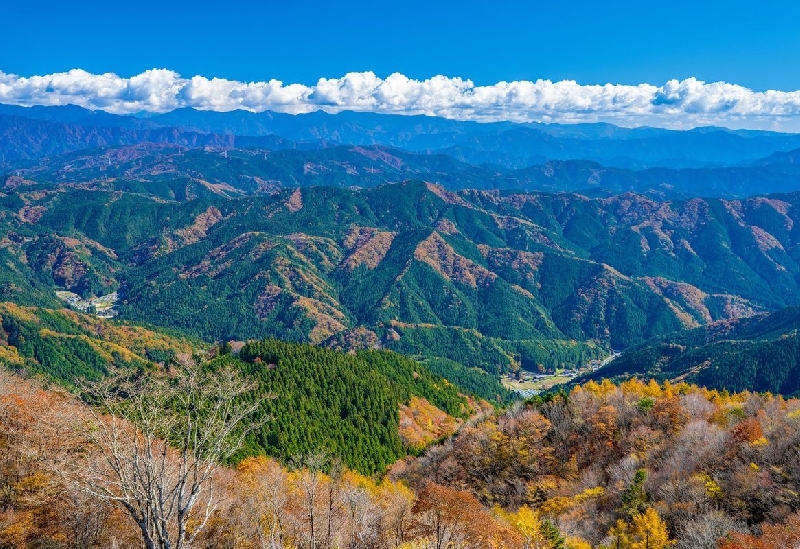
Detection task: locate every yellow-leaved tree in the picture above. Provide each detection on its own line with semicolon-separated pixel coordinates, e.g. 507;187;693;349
509;505;546;549
631;508;673;549
604;519;633;549
602;508;673;549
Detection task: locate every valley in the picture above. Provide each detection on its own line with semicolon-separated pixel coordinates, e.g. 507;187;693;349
503;351;616;396
55;289;119;318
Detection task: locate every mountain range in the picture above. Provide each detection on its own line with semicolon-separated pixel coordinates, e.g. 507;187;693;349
6;179;800;377
5;103;800;394
8;141;800;200
7;103;800;172
7;104;800;201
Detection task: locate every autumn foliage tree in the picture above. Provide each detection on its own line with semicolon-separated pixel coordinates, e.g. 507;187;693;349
717;512;800;549
0;370;139;548
4;361;800;549
411;482;519;549
601;508;672;549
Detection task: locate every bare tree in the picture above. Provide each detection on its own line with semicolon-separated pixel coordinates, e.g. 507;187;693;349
292;452;328;549
75;361;262;549
342;482;377;549
674;509;746;549
376;481;414;548
323;458;345;549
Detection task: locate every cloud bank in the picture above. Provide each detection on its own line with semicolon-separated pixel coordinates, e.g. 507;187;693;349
3;69;800;130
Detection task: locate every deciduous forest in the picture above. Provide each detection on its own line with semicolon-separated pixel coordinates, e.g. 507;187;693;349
2;363;799;549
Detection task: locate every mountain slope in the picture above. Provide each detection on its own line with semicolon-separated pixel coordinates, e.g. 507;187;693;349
0;302;197;379
222;339;474;473
587;306;800;395
0;301;476;474
6;182;797;378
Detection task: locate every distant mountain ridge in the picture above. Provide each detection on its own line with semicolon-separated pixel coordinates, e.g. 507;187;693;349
6;104;800;174
11;141;800;200
0;114;319;167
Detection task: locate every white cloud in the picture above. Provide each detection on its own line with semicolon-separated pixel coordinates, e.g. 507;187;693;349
2;69;800;130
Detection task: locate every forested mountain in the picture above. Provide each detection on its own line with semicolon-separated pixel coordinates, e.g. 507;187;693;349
7;181;800;377
0;302;487;474
0;301;196;379
219;339;477;473
586;306;800;395
6;143;492;199
14;181;800;375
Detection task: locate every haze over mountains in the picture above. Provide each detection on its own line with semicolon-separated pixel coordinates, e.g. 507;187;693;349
5;103;800;166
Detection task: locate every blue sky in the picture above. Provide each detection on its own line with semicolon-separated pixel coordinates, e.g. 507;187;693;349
4;0;799;89
2;0;800;129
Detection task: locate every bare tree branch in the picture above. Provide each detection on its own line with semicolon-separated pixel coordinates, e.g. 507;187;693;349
71;361;263;549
